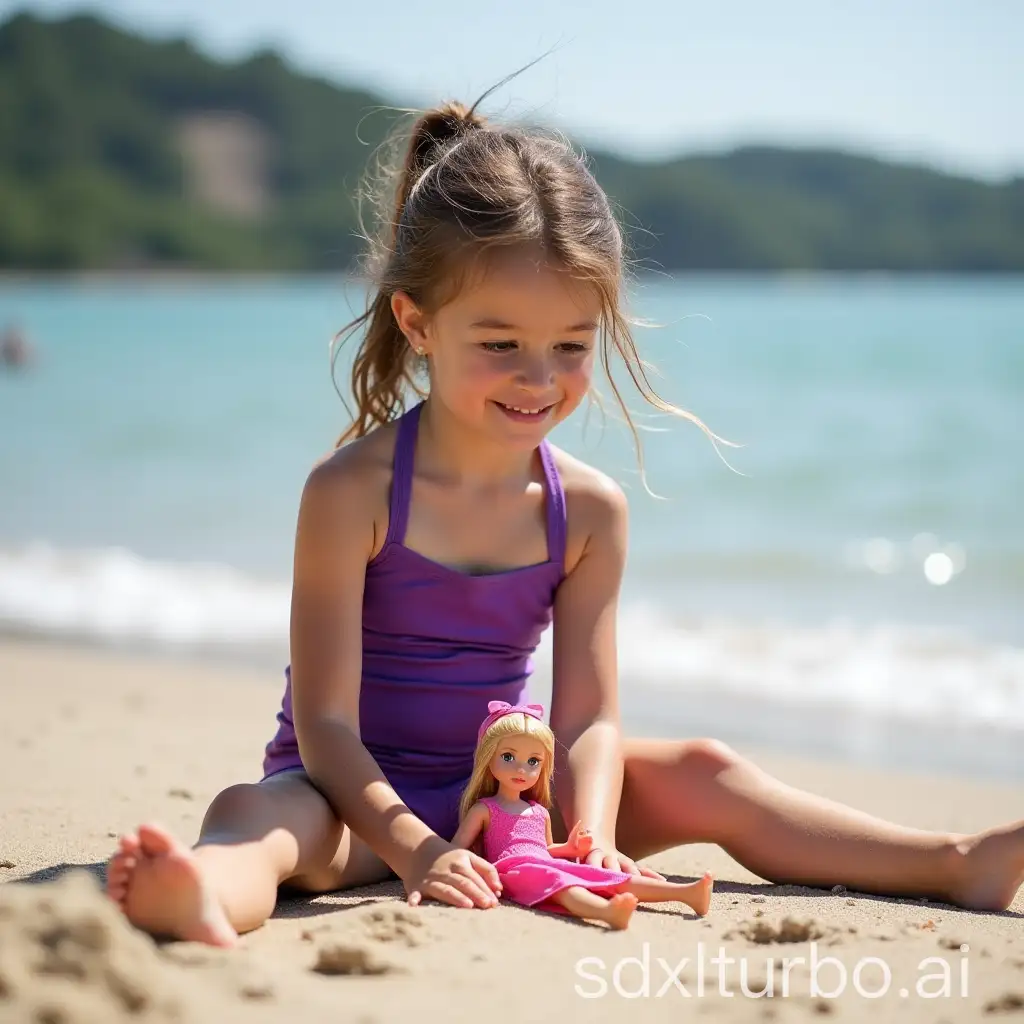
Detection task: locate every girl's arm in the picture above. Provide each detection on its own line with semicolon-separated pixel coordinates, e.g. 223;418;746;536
548;474;630;863
290;453;438;878
290;450;501;911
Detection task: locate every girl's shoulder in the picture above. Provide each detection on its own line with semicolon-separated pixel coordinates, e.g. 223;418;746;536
545;444;629;576
301;420;402;561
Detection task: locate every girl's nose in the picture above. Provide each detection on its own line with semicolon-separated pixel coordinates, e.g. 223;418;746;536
516;356;553;388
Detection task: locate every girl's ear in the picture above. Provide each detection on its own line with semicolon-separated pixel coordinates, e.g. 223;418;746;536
391;291;429;354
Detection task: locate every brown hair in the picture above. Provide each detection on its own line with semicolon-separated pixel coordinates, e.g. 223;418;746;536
330;69;734;473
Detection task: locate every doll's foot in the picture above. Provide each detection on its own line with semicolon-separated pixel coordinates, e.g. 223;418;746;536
948;820;1024;911
684;871;714;917
106;823;237;947
600;893;639;930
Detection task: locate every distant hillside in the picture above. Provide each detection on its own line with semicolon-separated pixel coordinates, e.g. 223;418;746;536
1;11;1022;271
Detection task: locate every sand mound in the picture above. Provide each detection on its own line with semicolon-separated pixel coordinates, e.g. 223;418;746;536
0;871;190;1023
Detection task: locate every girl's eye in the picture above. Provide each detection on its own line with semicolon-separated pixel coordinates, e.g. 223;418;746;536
556;342;591;354
481;341;517;353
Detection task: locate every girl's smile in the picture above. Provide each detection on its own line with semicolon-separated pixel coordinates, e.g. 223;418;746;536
491;399;557;424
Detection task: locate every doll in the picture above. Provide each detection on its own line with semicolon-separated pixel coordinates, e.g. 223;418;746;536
451;701;713;929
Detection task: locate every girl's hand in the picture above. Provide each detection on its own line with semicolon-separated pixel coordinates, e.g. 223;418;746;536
583;837;666;880
403;838;503;909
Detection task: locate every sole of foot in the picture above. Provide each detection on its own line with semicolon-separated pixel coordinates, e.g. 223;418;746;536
106;822;237;947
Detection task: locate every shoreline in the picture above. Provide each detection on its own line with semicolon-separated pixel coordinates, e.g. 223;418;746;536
4;629;1022;785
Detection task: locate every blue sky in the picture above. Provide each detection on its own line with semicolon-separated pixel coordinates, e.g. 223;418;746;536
4;0;1021;179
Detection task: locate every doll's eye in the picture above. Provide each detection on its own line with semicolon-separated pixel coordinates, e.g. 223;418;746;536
527;757;540;767
500;752;514;762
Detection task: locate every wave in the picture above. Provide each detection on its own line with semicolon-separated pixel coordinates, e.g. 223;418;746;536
2;542;1022;734
0;542;290;649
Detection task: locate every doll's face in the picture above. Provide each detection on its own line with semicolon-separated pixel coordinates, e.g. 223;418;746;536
489;733;546;794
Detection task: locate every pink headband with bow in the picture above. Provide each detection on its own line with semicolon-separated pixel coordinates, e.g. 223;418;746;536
477;700;545;742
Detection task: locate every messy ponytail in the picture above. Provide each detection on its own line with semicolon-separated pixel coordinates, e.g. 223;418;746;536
330;100;486;441
330;67;735;474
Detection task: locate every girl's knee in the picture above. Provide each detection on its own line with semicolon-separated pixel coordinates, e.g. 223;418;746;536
200;777;338;841
678;738;743;776
201;783;271;831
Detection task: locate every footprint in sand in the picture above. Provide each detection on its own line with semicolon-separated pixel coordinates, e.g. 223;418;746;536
725;915;837;945
309;904;430;977
984;992;1024;1014
313;943;404;976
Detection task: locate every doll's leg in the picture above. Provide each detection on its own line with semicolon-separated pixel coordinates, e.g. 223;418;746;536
107;771;392;946
614;738;1024;910
622;871;714;916
551;886;639;930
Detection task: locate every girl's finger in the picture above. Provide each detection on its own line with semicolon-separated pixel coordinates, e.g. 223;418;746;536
618;856;637;875
448;864;499;907
407;889;422;907
469;853;503;893
426;881;475;909
640;864;666;880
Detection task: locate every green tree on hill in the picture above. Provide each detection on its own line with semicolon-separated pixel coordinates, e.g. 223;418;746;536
1;11;1021;271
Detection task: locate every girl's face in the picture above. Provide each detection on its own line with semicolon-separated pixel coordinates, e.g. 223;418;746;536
489;732;546;796
393;246;601;449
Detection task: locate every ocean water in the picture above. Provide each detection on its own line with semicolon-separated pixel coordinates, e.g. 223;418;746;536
1;275;1022;780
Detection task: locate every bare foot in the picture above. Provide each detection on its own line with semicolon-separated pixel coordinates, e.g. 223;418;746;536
106;823;237;947
950;821;1024;911
682;871;714;917
601;892;639;930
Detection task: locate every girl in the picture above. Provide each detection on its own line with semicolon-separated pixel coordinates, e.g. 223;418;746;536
107;88;1024;949
451;701;713;929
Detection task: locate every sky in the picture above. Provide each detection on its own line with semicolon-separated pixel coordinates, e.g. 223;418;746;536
3;0;1022;180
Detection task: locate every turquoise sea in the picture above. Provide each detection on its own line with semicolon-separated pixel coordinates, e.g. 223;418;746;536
1;275;1021;779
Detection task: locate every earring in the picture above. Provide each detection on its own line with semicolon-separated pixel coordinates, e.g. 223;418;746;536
415;346;425;356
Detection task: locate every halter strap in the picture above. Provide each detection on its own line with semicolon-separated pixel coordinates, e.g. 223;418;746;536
384;401;422;546
385;400;567;570
538;440;567;571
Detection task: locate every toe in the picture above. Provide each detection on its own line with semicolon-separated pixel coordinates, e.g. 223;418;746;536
137;822;177;857
118;833;141;857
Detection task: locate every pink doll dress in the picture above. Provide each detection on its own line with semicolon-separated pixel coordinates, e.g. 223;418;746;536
479;797;631;912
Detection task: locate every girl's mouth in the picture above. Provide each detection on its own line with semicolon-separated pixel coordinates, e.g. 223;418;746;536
493;400;555;423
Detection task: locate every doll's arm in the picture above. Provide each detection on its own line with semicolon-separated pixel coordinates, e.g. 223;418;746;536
546;814;591;860
450;802;489;852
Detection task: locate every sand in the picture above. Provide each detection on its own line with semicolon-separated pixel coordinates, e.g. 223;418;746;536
0;638;1021;1023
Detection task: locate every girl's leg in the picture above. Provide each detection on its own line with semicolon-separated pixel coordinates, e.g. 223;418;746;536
622;871;714;916
552;886;639;930
615;738;1024;911
106;771;391;946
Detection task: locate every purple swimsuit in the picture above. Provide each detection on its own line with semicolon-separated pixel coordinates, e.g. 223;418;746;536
261;401;566;841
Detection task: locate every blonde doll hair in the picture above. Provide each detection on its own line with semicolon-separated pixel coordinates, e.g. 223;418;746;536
458;712;556;822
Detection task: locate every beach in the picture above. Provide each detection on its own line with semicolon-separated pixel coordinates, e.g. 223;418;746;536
2;637;1021;1023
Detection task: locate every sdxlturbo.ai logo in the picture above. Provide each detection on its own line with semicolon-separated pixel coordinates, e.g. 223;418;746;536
574;942;971;1001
